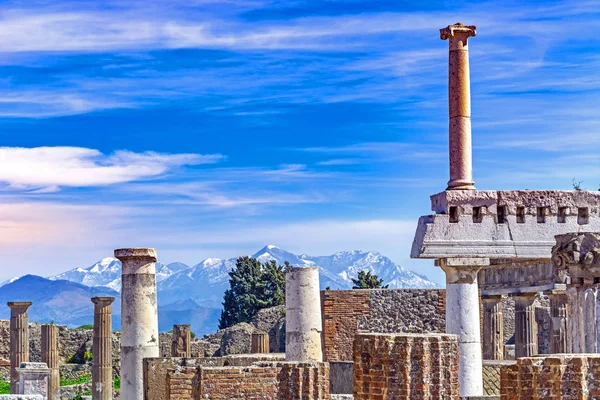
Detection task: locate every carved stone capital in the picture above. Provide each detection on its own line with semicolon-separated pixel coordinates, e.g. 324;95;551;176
440;23;476;42
552;233;600;269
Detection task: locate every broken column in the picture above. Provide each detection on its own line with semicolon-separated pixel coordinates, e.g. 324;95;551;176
552;232;600;353
513;293;539;358
440;22;476;190
171;324;191;358
40;325;59;400
251;331;270;354
285;266;323;362
482;295;504;360
438;258;485;397
115;248;160;400
548;289;568;353
8;301;32;394
91;296;115;400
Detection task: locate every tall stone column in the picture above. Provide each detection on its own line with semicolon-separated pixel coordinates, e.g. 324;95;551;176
92;296;115;400
41;324;59;400
440;23;476;190
116;248;159;400
439;258;486;397
514;293;539;358
548;290;568;354
171;324;191;358
285;266;323;362
482;295;504;360
8;301;32;394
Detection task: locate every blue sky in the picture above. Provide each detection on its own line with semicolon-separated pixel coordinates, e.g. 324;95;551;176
0;0;598;285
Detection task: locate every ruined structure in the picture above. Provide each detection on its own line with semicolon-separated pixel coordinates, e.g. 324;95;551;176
170;325;191;358
40;325;58;400
16;363;49;399
116;248;159;400
91;297;115;400
251;332;269;354
411;22;600;398
8;302;32;394
285;266;322;362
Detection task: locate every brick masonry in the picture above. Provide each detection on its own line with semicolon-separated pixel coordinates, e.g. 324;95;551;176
353;333;459;400
500;354;600;399
321;289;446;362
483;360;515;396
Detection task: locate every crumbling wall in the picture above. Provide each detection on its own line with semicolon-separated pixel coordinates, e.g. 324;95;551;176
353;333;459;399
321;289;446;362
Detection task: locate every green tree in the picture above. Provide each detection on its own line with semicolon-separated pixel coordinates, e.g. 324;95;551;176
218;257;286;329
351;270;389;289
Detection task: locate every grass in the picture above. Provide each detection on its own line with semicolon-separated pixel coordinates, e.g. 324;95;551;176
60;374;91;387
113;377;121;390
0;380;9;394
74;324;93;330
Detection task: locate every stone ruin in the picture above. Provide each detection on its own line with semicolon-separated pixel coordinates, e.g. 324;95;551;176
2;22;600;400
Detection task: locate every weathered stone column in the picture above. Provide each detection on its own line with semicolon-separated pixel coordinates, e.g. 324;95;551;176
548;290;568;354
41;325;59;400
116;248;159;400
514;293;539;358
440;23;476;190
285;266;322;362
439;258;486;397
251;331;270;354
91;296;115;400
8;301;32;394
482;295;504;360
171;324;191;358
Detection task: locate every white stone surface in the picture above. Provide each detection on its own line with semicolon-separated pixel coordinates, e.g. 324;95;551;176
0;396;43;399
567;285;600;353
441;262;483;397
16;363;49;400
116;248;159;400
285;266;323;362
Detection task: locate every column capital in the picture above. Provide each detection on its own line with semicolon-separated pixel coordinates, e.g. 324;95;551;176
91;297;115;307
114;248;157;262
440;23;476;49
552;232;600;269
7;301;32;311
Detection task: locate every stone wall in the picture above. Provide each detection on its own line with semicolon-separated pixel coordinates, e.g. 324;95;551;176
353;333;459;400
321;289;446;362
500;354;600;399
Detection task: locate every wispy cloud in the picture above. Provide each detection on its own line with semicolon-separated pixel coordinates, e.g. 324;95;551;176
0;146;224;190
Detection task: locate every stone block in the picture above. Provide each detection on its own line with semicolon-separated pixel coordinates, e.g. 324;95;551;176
329;362;353;395
17;363;49;399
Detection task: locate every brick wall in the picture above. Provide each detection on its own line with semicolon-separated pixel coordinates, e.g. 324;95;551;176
353;333;459;400
321;289;446;362
500;354;600;399
167;368;195;399
199;366;279;400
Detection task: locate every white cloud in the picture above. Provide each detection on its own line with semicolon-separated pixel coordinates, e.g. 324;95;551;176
0;146;224;190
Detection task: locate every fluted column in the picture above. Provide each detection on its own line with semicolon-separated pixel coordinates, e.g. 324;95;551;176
482;295;504;360
171;324;191;358
514;293;538;358
439;258;486;397
92;297;115;400
8;301;32;394
440;22;477;190
548;290;568;354
116;248;159;400
251;332;270;354
41;324;59;400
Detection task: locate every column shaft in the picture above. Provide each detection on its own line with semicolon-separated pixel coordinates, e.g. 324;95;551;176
549;291;568;354
251;332;270;354
514;294;539;358
116;248;159;400
92;297;115;400
41;325;60;400
8;302;32;394
285;266;322;362
440;261;483;397
482;296;504;360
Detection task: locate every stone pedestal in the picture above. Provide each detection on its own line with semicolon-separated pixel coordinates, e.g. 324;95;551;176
548;290;568;354
40;325;58;400
91;297;115;400
8;302;32;394
116;248;160;400
439;258;485;397
440;22;476;191
285;266;322;362
171;325;191;358
513;293;538;358
17;363;50;399
482;295;504;360
251;332;270;354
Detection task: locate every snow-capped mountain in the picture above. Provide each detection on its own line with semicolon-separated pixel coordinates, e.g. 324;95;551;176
49;258;190;292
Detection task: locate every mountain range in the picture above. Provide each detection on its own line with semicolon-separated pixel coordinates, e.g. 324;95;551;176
0;245;439;335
